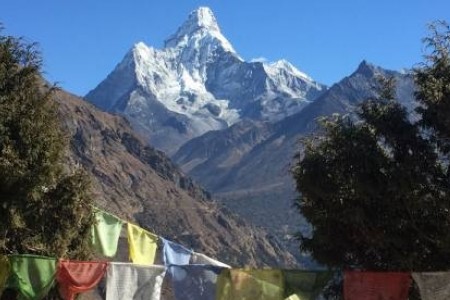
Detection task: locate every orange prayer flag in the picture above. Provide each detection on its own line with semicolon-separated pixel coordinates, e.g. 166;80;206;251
56;260;108;300
344;270;411;300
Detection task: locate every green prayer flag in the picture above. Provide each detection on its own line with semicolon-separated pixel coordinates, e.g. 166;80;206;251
0;255;10;297
7;254;56;300
283;270;333;300
217;269;284;300
91;209;124;257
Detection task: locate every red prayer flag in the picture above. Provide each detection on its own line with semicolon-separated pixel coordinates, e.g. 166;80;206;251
56;260;108;300
344;270;411;300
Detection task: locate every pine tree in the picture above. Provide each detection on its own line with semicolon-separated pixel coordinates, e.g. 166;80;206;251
292;22;450;272
0;30;94;259
416;21;450;153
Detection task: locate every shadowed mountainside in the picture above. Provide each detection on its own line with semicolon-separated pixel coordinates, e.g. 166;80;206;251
173;62;416;256
55;88;300;268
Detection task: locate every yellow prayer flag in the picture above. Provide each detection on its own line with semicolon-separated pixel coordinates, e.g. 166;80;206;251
127;223;158;265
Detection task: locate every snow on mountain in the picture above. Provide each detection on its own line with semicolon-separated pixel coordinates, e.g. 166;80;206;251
164;7;237;55
265;59;312;82
131;41;240;128
85;6;325;153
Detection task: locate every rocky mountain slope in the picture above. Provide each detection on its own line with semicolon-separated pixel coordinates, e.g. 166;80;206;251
55;88;299;267
85;7;325;154
173;61;415;247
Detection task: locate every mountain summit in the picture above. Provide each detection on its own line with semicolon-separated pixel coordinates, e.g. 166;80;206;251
85;7;325;153
174;6;220;33
164;7;233;51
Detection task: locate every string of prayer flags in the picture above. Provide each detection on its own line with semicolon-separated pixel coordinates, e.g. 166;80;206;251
91;209;124;257
216;269;284;300
169;264;225;300
190;252;231;268
162;238;192;266
105;262;166;300
0;255;10;297
344;270;411;300
283;270;333;300
412;272;450;300
6;254;56;300
127;223;158;265
56;260;108;300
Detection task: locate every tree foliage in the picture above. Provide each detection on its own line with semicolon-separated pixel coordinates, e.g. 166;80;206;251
416;21;450;153
292;22;450;272
0;30;94;259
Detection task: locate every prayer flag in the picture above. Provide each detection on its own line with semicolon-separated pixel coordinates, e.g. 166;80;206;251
105;262;166;300
162;239;192;266
216;269;284;300
283;270;333;300
91;210;123;257
56;260;108;300
344;271;411;300
7;254;56;300
127;223;158;265
412;272;450;300
169;264;225;300
190;252;230;268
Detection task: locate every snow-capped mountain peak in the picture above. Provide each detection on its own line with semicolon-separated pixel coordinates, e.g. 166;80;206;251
164;7;236;55
187;6;219;32
166;6;219;39
86;6;325;153
265;59;312;81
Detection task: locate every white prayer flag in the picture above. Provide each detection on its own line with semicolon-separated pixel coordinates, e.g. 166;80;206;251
106;263;166;300
412;272;450;300
190;252;231;268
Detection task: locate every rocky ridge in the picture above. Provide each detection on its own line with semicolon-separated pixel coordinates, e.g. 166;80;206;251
173;61;416;253
56;88;299;267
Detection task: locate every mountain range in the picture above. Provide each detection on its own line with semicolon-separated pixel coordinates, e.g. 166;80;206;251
172;61;415;247
83;7;416;264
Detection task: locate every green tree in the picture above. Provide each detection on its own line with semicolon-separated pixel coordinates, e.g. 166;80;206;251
292;22;450;273
416;21;450;153
0;30;94;260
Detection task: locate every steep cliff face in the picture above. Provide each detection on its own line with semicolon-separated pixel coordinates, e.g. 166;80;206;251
55;88;300;267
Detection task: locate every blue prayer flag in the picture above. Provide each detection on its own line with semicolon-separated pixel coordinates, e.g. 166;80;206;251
169;264;225;300
162;239;192;266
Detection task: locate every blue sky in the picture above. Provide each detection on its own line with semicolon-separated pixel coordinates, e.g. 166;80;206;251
2;0;450;96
